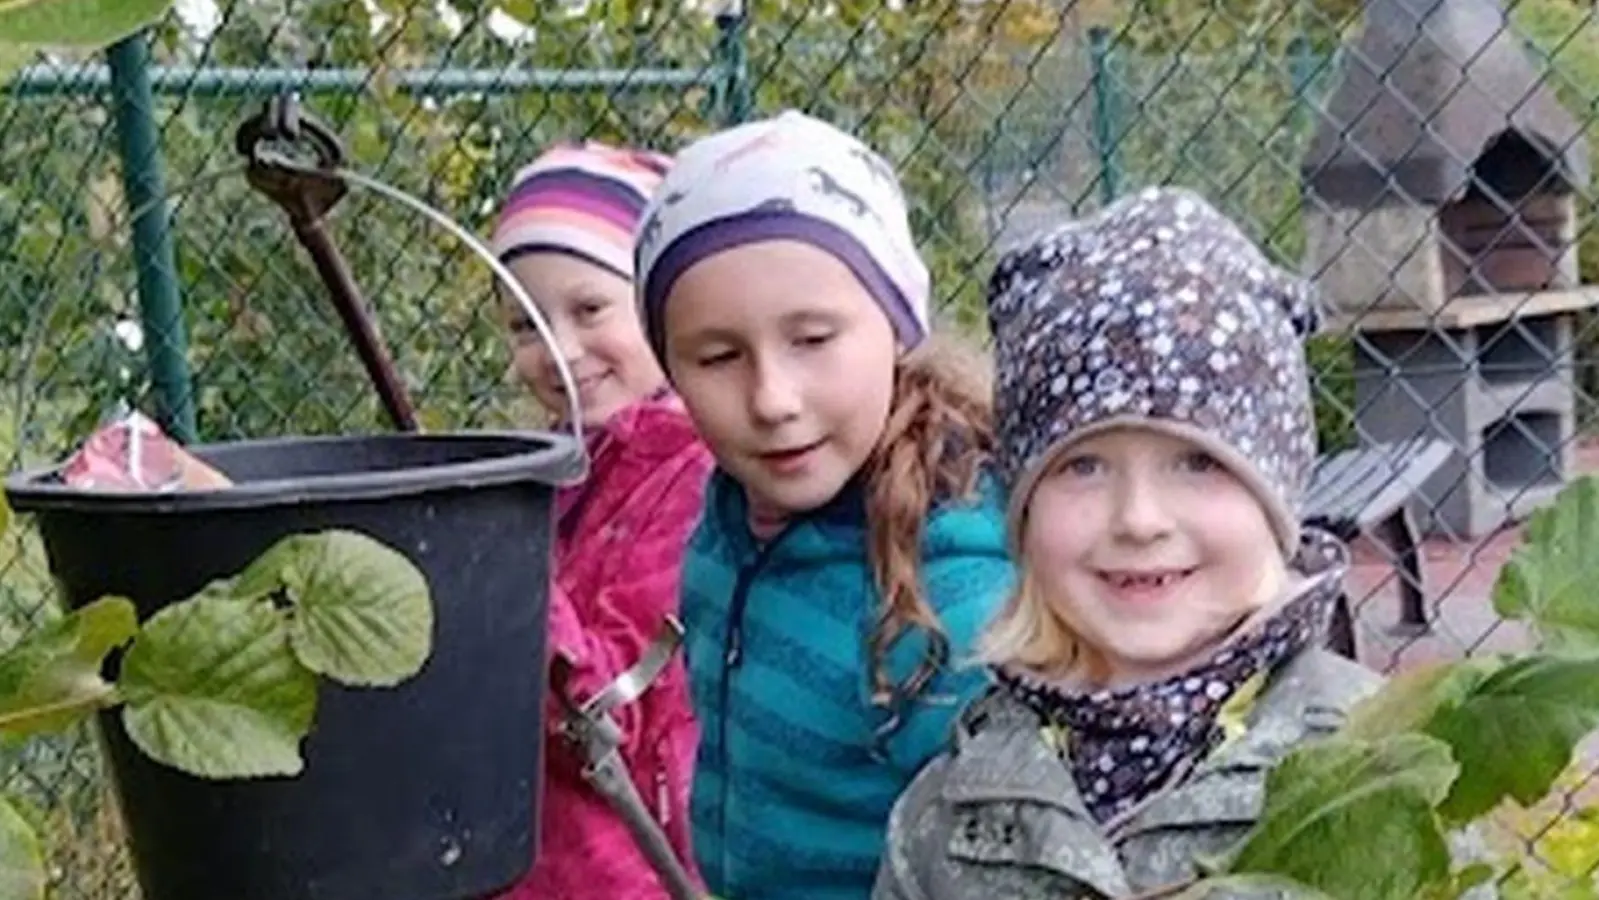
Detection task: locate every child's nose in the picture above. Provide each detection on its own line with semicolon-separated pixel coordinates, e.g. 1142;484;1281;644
545;321;584;367
1111;477;1174;542
748;360;802;425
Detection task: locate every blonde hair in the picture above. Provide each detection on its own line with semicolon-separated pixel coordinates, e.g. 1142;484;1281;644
863;333;995;713
976;566;1084;676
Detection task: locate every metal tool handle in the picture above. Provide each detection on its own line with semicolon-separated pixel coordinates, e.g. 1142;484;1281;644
234;95;589;467
551;616;701;900
575;616;685;718
585;750;703;900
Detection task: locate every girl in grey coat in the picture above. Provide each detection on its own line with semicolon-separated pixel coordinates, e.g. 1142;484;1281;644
874;187;1391;900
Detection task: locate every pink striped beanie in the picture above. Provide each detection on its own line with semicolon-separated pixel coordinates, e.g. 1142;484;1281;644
491;141;673;279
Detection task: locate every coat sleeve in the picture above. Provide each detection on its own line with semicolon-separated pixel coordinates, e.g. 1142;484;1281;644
872;756;950;900
880;546;1013;779
545;447;711;749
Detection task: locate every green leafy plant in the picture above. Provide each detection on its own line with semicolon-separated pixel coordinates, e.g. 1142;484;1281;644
1497;772;1599;900
1158;475;1599;899
0;0;174;83
0;493;434;899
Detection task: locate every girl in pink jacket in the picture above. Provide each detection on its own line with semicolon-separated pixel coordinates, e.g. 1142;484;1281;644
488;142;712;899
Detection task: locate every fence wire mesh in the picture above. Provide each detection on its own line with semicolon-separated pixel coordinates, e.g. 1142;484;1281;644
3;0;1599;896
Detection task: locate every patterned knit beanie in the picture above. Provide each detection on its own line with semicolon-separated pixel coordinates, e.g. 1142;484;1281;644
491;141;672;279
635;110;930;364
988;187;1321;554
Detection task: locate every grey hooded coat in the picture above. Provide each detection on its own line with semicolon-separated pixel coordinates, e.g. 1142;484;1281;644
872;648;1489;900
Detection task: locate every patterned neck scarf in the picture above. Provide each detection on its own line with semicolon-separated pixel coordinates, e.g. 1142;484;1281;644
995;532;1344;824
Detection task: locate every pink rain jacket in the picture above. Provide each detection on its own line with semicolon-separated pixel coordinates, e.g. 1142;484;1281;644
497;392;712;899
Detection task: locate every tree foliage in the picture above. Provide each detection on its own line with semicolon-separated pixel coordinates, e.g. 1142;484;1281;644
3;0;1087;455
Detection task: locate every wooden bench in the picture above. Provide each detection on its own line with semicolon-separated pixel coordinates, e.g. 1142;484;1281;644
1302;436;1453;660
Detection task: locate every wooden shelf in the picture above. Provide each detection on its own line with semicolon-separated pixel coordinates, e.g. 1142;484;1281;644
1333;286;1599;332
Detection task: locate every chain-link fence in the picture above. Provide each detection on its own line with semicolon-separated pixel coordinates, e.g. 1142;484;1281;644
4;0;1599;896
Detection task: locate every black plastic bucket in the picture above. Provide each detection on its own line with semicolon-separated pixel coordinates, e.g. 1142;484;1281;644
5;431;582;900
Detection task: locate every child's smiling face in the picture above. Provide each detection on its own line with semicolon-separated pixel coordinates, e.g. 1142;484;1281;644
1021;424;1287;688
503;251;665;427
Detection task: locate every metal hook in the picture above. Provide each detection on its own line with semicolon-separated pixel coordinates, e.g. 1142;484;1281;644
236;94;344;176
235;93;351;226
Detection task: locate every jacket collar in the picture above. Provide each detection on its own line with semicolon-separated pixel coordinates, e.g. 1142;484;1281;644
702;467;871;560
556;389;700;526
942;686;1092;814
702;466;1008;569
581;387;694;461
936;648;1353;900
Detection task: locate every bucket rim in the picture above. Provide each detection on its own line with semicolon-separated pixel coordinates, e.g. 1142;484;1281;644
4;430;583;514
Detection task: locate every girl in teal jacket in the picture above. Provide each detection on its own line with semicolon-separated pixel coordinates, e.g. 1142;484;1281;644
633;110;1014;900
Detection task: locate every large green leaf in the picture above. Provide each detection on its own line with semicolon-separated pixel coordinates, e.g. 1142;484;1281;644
1340;652;1599;826
1342;659;1497;742
1493;475;1599;652
239;531;433;688
0;597;137;738
0;491;10;537
119;595;316;779
1222;734;1458;900
0;0;172;47
1423;654;1599;824
0;795;44;900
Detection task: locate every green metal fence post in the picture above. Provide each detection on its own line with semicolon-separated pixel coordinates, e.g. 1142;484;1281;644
106;33;197;443
1087;26;1120;205
713;2;751;126
1288;35;1316;135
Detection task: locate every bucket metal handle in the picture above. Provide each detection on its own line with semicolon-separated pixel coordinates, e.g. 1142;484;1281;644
234;96;589;475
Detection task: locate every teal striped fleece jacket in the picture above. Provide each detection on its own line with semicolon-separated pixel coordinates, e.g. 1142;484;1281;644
680;468;1014;900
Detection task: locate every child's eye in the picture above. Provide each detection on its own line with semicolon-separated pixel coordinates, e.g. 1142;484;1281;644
573;298;610;322
795;331;835;348
1058;455;1102;478
696;349;737;368
508;318;541;343
1179;451;1223;474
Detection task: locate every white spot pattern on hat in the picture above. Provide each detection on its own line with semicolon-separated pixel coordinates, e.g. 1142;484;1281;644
986;187;1320;541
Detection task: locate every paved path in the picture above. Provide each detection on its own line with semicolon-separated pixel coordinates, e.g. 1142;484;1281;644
1339;437;1599;673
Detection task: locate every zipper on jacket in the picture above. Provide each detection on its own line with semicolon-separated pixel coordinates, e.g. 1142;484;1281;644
715;531;790;893
654;761;670;827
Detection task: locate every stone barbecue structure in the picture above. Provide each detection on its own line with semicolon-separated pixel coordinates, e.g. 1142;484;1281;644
1302;0;1593;537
